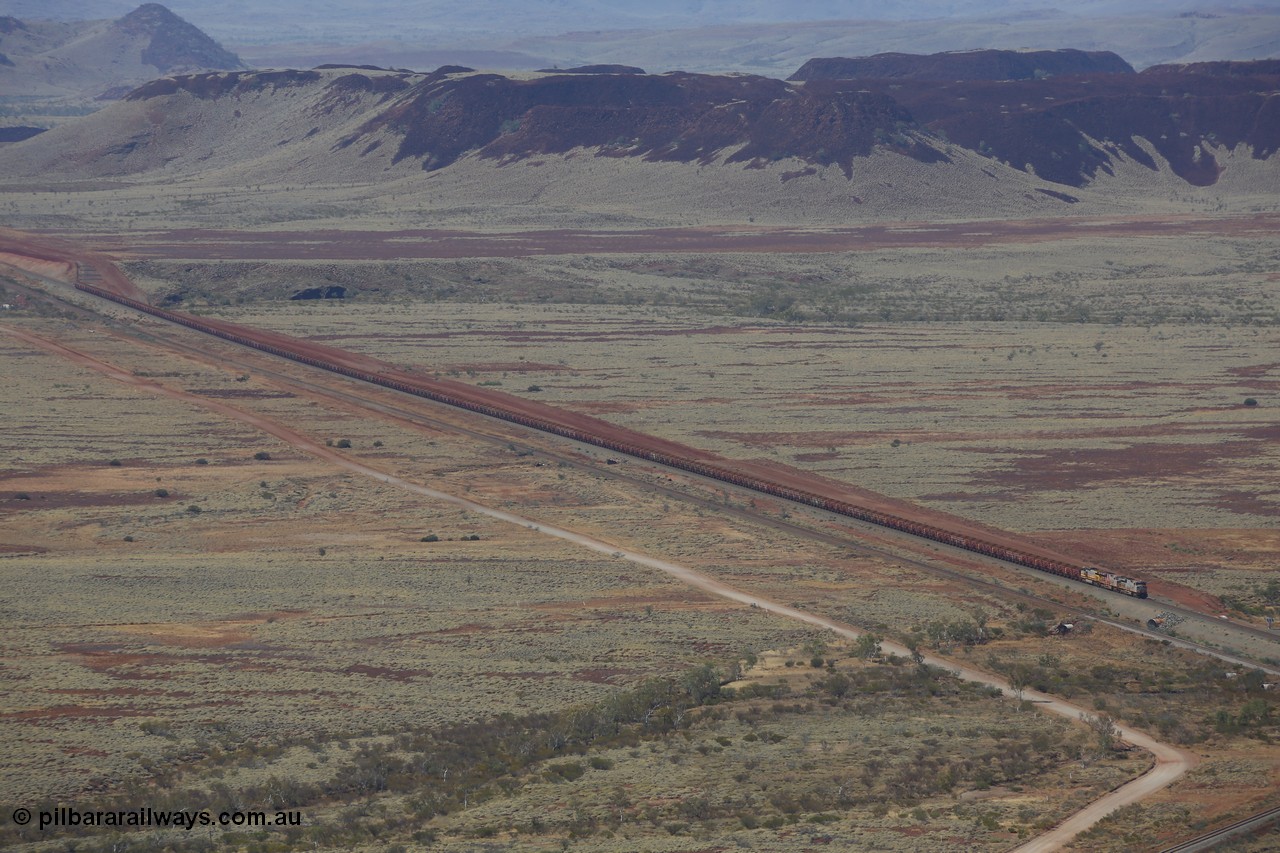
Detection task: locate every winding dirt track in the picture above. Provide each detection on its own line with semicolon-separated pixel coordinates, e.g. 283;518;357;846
1;322;1198;852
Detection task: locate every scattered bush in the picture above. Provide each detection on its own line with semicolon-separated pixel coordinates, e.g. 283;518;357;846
123;535;134;542
14;492;30;500
545;761;585;782
253;451;271;461
336;438;352;449
195;458;209;465
526;384;543;392
1244;398;1259;407
109;459;122;467
153;488;169;498
421;534;440;542
186;505;203;514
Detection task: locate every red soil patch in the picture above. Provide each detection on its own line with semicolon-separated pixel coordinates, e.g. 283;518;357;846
190;388;297;399
2;705;149;723
49;687;171;697
974;441;1263;492
1;490;175;510
1210;491;1280;518
0;543;47;555
573;668;634;684
444;361;566;373
344;664;432;682
1227;362;1280;379
66;214;1280;262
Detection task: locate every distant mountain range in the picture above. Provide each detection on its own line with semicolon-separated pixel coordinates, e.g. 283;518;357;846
1;1;1275;79
2;56;1275;199
0;3;242;105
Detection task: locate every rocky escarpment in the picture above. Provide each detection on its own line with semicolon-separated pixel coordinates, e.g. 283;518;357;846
805;61;1280;186
8;59;1279;194
343;70;944;176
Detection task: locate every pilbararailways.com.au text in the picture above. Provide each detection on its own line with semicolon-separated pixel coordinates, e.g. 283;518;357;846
31;807;303;831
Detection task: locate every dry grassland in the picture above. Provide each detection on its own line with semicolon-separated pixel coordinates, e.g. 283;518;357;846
0;322;827;802
2;289;1279;850
1;140;1277;234
208;295;1280;617
4;194;1280;850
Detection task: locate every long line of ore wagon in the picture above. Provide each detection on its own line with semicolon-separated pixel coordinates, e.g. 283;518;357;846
74;279;1147;598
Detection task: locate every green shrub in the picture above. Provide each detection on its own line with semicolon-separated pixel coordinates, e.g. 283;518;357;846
421;534;439;542
546;761;584;782
253;451;271;461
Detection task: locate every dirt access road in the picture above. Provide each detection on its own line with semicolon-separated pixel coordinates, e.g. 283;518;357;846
2;322;1198;852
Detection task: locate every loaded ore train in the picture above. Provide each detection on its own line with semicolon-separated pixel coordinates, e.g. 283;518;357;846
73;278;1148;599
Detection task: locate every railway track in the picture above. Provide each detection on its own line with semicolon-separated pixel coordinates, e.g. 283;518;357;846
70;277;1153;596
6;268;1279;672
1157;804;1280;852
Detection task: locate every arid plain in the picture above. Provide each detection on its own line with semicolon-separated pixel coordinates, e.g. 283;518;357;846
1;52;1279;852
3;194;1280;852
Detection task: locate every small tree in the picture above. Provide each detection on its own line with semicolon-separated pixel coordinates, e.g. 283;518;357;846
854;634;881;660
1081;712;1118;753
1008;665;1033;707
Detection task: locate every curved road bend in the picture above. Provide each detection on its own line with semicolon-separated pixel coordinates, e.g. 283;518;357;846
2;324;1197;851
